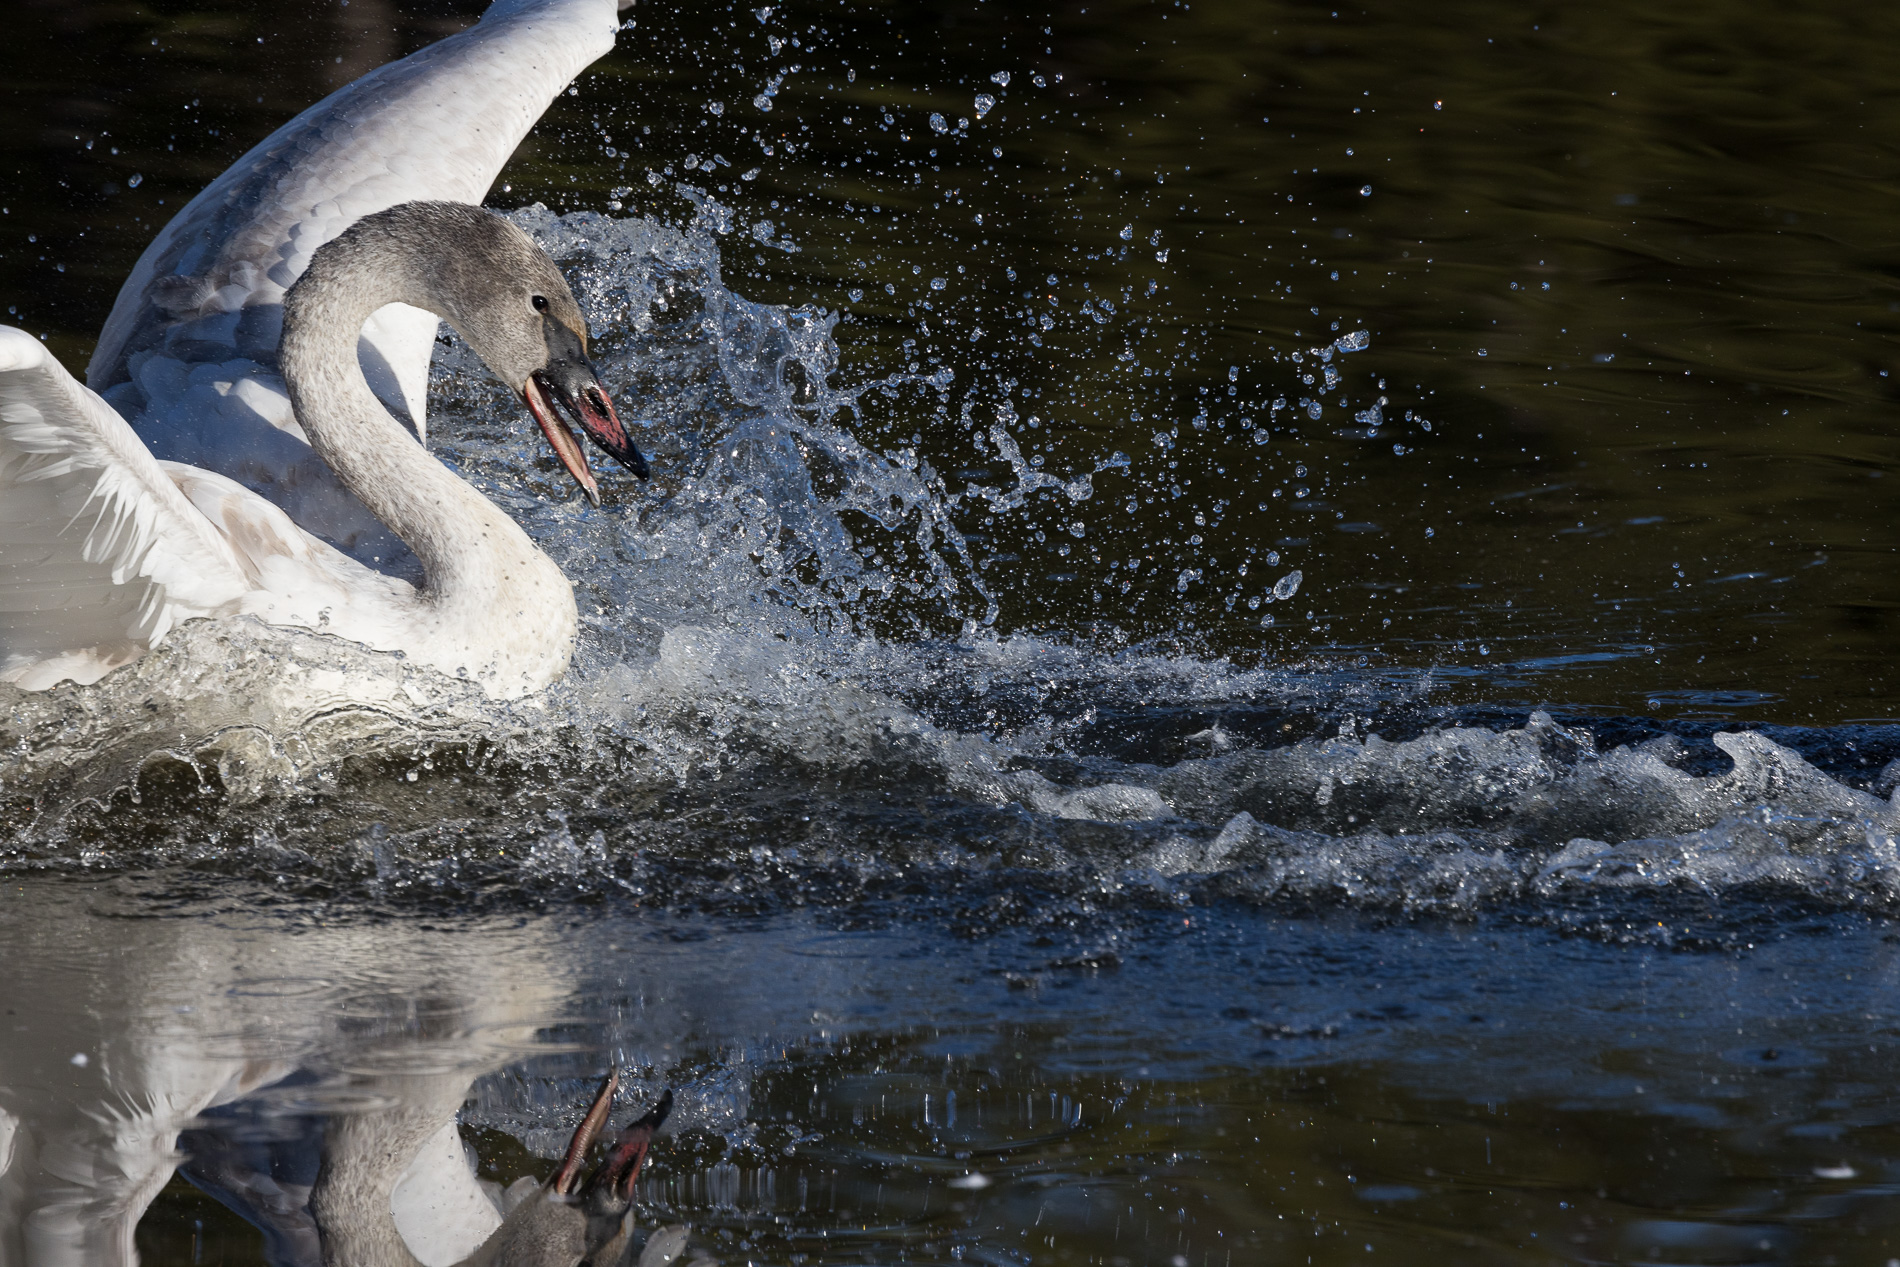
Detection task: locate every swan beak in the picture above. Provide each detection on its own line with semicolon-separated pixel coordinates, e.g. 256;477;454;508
564;370;651;482
524;373;605;506
529;327;653;482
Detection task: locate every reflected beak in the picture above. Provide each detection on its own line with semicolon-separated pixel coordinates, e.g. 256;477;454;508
523;364;651;507
585;1087;672;1205
548;1075;674;1205
551;1072;622;1196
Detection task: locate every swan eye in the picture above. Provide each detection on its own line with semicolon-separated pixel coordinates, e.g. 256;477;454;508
531;294;550;313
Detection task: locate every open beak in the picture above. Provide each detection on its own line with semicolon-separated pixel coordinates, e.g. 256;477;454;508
551;1072;622;1196
523;364;651;507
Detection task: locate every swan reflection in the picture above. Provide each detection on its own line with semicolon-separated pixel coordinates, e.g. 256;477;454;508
0;886;698;1267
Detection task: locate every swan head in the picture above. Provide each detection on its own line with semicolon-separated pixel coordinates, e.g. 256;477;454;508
422;207;652;505
301;201;652;505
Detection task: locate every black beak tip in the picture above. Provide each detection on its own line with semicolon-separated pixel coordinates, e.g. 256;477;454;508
622;444;652;480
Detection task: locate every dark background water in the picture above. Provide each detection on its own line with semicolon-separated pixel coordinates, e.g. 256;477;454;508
4;0;1900;724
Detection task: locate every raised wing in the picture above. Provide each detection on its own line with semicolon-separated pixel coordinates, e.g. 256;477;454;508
86;0;623;555
0;328;251;689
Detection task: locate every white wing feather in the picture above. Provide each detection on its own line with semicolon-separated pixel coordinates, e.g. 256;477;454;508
0;328;250;688
0;328;424;689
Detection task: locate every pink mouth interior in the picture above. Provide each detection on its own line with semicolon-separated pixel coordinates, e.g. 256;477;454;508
523;374;603;505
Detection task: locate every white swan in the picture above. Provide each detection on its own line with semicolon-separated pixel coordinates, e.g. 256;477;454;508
0;0;648;699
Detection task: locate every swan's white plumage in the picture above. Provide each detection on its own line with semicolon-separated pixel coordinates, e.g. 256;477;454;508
0;327;423;689
0;327;249;688
0;0;625;692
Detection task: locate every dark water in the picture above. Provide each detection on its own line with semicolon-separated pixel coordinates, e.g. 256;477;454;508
13;875;1900;1267
6;1;1900;1264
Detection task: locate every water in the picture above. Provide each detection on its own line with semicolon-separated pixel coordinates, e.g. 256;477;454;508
5;1;1900;1263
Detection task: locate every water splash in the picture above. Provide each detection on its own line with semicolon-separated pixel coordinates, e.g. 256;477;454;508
4;208;1900;936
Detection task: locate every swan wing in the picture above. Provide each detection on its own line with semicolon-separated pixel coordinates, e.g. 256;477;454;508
0;328;252;689
162;462;420;653
88;0;623;436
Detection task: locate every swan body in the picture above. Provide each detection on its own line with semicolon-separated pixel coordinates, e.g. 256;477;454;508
0;0;646;699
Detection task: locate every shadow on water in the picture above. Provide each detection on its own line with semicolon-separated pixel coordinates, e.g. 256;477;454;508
7;0;1900;1263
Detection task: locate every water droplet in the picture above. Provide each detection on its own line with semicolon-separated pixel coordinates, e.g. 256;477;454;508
974;93;996;119
127;173;143;188
1360;184;1372;196
990;70;1011;87
1120;224;1134;241
929;113;949;133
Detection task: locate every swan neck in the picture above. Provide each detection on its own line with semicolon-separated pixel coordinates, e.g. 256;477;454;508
277;210;577;695
281;246;501;598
